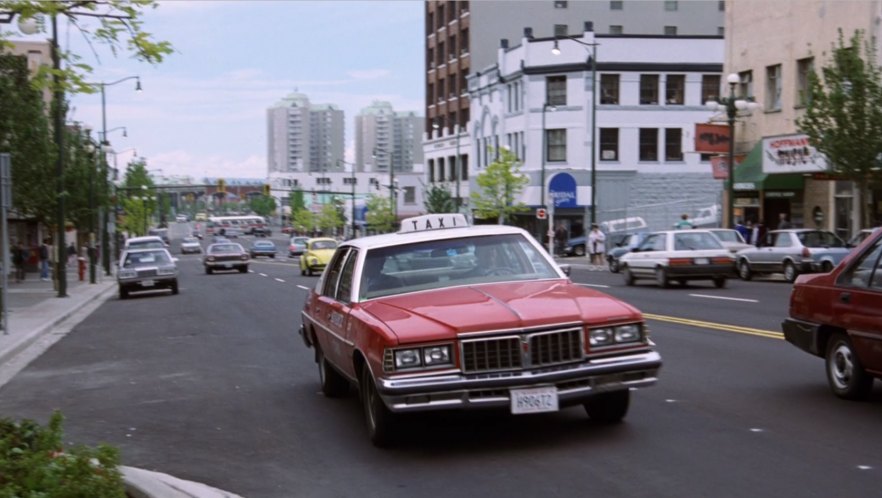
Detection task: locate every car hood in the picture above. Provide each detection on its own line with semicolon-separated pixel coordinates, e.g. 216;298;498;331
359;280;640;343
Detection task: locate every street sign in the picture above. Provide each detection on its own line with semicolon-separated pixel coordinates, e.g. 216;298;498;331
536;208;547;220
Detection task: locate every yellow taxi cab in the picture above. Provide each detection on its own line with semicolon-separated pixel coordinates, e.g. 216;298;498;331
299;214;661;446
299;237;338;276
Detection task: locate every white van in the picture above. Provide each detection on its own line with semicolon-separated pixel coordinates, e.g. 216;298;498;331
601;216;648;234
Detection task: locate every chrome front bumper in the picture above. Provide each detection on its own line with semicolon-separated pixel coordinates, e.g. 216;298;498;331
377;350;662;413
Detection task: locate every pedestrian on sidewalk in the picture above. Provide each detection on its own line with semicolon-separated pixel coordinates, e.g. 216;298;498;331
12;241;25;283
39;238;51;281
67;242;77;266
553;223;568;257
588;224;606;266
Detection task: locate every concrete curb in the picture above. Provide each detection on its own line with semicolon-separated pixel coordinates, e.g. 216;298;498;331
122;467;245;498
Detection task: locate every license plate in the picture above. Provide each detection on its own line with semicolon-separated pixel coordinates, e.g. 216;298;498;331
694;258;709;265
140;280;155;287
511;386;559;414
223;263;232;268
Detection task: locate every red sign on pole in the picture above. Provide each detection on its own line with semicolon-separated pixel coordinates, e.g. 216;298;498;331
695;123;731;154
536;208;547;220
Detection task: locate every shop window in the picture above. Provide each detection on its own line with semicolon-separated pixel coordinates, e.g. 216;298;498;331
546;129;567;162
701;74;720;104
600;74;619;104
640;74;659;104
546;76;567;106
665;128;683;161
766;64;782;111
600;128;619;161
666;75;685;105
796;57;813;107
639;128;658;161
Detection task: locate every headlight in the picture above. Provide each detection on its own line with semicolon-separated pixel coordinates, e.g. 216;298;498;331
391;344;454;370
310;257;318;265
118;269;137;279
157;266;176;276
588;323;644;347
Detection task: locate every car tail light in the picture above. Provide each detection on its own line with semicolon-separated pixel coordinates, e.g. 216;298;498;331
711;257;733;265
802;247;811;258
669;258;692;266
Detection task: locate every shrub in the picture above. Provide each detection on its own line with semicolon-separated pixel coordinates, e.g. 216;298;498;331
0;411;126;497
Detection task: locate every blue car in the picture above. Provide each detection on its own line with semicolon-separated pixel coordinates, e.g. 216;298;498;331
606;232;649;273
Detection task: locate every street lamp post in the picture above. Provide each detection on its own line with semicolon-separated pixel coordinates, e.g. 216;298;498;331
551;32;599;225
540;103;555;246
706;73;760;228
372;148;395;221
337;159;358;238
432;118;462;213
93;75;140;276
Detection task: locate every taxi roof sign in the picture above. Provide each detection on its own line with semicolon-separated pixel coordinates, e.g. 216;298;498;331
399;213;469;233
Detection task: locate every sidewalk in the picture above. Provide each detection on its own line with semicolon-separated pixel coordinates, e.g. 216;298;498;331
0;268;244;498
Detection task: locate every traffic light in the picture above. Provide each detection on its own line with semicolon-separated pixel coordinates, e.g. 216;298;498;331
217;178;226;193
263;184;271;196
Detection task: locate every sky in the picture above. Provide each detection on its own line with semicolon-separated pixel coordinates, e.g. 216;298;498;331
16;0;425;181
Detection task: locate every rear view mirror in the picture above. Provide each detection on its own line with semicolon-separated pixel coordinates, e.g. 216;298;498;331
559;264;572;276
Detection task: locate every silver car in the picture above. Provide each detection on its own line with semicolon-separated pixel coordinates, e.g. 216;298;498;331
735;229;850;282
117;247;179;299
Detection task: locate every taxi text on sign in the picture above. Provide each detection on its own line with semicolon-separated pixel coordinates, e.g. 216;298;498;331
400;213;468;233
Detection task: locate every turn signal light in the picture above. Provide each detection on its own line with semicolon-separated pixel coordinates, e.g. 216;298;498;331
668;258;692;266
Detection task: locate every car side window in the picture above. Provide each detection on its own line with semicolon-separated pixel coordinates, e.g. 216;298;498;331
638;234;658;252
321;247;350;299
838;239;882;289
773;233;791;247
336;249;358;303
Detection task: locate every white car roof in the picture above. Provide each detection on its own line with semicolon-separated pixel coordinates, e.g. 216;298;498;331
125;236;165;245
344;214;532;252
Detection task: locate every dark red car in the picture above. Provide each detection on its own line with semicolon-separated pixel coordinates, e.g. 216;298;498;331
782;228;882;400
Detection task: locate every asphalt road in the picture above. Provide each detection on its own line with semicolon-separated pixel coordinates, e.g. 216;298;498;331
0;233;880;498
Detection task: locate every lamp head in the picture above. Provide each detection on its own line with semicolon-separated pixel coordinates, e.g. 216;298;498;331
726;73;740;85
122;127;128;138
135;77;142;93
551;39;561;56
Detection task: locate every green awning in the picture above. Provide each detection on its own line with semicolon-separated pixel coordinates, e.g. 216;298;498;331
732;143;804;191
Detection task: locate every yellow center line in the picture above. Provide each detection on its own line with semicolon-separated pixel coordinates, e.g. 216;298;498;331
643;313;784;340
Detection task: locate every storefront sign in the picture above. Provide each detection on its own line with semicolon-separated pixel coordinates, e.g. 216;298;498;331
762;134;828;174
695;124;730;154
764;191;797;198
710;154;745;180
548;173;578;208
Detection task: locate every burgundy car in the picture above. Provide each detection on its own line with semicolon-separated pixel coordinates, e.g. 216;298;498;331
782;228;882;399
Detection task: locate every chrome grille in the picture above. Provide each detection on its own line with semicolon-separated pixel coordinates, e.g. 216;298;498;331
460;327;584;374
461;336;521;373
530;328;582;366
137;268;158;278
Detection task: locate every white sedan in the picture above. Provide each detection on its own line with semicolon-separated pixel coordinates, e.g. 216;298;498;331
619;230;735;288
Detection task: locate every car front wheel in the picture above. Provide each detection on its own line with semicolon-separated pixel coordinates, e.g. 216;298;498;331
826;333;873;400
318;348;349;397
713;276;726;288
361;364;396;447
738;260;752;280
608;257;620;273
655;267;670;288
783;261;799;282
623;266;636;286
573;245;585;257
584;390;630;424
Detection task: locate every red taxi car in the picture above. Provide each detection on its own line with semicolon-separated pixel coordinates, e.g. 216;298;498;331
782;227;882;400
300;214;662;446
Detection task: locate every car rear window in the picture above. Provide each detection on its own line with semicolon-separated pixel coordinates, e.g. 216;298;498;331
798;231;845;248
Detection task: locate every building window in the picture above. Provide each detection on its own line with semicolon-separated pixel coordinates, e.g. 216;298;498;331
610;0;623;10
448;36;456;61
600;128;619;161
449;156;457;180
554;24;568;37
546;129;567;162
438;78;446;103
427;12;434;33
437;4;445;28
609;25;623;35
665;0;678;11
428;159;435;183
718;0;725;10
701;74;720;103
639;128;658;161
664;26;677;36
600;74;620;104
546;76;567;106
665;74;685;104
796;57;813;107
437;157;446;181
404;186;415;204
718;26;725;36
738;70;753;99
461;154;468;181
640;74;659;104
766;64;782;111
665;128;683;161
437;42;445;67
460;29;469;54
554;0;568;8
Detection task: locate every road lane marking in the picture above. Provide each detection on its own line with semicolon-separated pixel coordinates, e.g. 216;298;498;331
297;285;310;291
259;273;268;277
275;278;285;283
642;313;783;340
577;283;610;289
689;293;759;303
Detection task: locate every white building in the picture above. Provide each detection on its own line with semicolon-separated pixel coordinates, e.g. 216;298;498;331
427;23;724;238
266;92;344;175
354;101;424;174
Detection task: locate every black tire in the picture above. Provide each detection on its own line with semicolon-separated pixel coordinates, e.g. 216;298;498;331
821;261;834;273
713;276;726;288
301;267;306;276
825;333;873;400
783;261;799;283
738;260;752;281
361;364;396;447
171;281;179;295
205;267;213;275
317;348;349;397
119;287;128;300
608;258;620;273
270;254;275;259
584;390;630;424
307;267;313;276
623;266;636;286
239;265;248;273
574;245;586;257
655;267;670;288
677;278;688;286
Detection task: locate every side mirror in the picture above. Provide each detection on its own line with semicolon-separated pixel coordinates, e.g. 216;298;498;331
559;264;572;277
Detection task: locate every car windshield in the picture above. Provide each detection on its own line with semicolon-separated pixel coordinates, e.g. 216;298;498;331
798;231;845;248
210;244;242;254
292;238;308;244
359;234;559;300
254;242;274;248
673;232;724;250
311;240;337;250
182;237;198;244
123;251;170;267
128;240;165;249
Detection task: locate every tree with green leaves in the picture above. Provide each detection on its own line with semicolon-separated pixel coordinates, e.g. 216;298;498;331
63;126;109;235
317;203;343;235
250;195;276;218
424;183;455;213
797;29;882;229
118;159;155;236
291;208;315;235
470;148;530;224
365;195;394;233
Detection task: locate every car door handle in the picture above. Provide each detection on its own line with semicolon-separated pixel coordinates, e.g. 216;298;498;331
839;292;851;304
